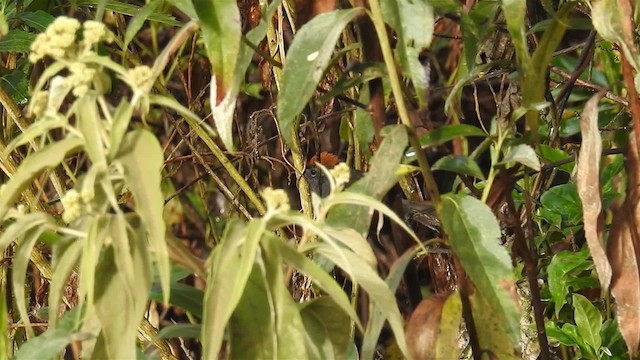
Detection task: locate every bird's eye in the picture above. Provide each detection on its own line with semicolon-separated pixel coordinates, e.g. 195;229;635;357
310;169;317;177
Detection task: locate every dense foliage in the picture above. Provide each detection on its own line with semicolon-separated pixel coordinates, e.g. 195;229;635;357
0;0;639;359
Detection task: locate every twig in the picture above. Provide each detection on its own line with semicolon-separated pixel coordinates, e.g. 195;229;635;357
549;66;628;106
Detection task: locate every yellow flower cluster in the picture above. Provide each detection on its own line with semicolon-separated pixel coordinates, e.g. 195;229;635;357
330;162;351;189
29;17;80;62
29;17;114;63
261;187;290;213
127;66;154;93
60;188;94;223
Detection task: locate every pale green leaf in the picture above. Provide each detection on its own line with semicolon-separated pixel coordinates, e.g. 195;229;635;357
274;239;362;329
361;246;421;359
316;243;411;358
4;114;67;155
124;0;161;49
0;136;84;221
49;237;83;328
326;125;407;235
115;129;169;302
381;0;434;108
202;219;266;358
13;228;45;338
277;8;362;147
499;144;541;171
76;97;107;165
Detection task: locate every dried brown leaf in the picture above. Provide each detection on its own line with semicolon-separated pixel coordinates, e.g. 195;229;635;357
406;294;445;360
577;93;611;292
608;133;640;353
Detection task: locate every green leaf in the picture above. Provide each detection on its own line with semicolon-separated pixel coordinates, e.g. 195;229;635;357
547;247;592;317
327;125;407;235
432;155;485;179
273;239;361;329
115;130;168;302
545;321;579;346
14;328;76;360
93;229;153;360
540;183;583;225
206;0;281;151
361;246;421;359
592;0;640;72
0;136;84;221
124;0;161;49
149;282;203;318
380;0;434;108
499;144;541;171
501;0;530;67
409;125;486;159
538;144;573;174
573;294;603;355
16;10;54;31
202;219;266;358
13;227;45;337
5;114;67;154
154;324;201;340
165;0;197;19
315;242;411;358
75;0;180;26
76;97;107;165
469;291;520;359
277;8;362;147
440;193;520;343
0;289;7;353
300;297;352;359
195;0;241;148
0;29;35;52
49;237;83;328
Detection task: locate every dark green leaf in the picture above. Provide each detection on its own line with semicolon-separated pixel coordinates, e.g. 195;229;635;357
432;155;485;179
540;183;583;225
0;29;36;52
16;10;54;31
154;324;201;340
149;282;203;318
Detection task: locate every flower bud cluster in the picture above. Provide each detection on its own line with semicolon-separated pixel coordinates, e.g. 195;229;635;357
60;188;94;223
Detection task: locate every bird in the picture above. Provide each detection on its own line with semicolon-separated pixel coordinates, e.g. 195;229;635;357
303;152;440;232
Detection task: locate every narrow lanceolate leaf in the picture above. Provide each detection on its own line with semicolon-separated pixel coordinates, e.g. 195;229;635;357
207;0;281;151
608;134;640;353
195;0;241;150
0;136;84;220
380;0;434;108
202;219;266;358
327;125;407;235
277;8;362;147
440;194;520;343
576;93;611;292
194;0;240;102
115;129;169;303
